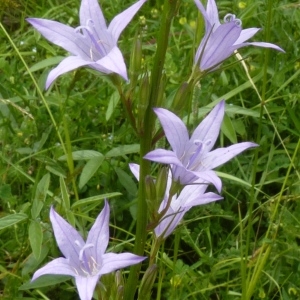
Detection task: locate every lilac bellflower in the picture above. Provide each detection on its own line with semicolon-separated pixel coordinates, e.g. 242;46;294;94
31;200;146;300
144;101;257;192
27;0;147;89
193;0;284;72
129;163;222;240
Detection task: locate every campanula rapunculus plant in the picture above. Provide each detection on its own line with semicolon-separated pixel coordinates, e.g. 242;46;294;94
27;0;147;89
193;0;284;72
31;201;146;300
144;101;257;192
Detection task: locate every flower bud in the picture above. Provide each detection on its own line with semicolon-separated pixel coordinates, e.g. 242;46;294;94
138;264;157;300
155;166;168;206
145;175;158;221
137;73;150;130
172;81;190;112
129;36;142;87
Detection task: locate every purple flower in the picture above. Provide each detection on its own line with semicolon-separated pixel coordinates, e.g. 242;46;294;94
193;0;284;72
129;163;222;239
31;200;145;300
27;0;147;89
144;101;257;192
154;183;222;239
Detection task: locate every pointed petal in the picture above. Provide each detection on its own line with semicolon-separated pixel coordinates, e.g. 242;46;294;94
108;0;147;40
234;28;261;44
189;170;222;192
186;191;223;207
95;46;128;80
86;200;110;262
171;184;208;210
200;22;241;70
238;42;285;52
154;206;186;239
154;108;189;158
206;0;221;28
129;163;140;181
27;18;89;58
201;142;258;169
46;56;91;89
80;0;107;31
144;149;183;166
50;207;84;266
193;0;211;30
32;258;76;281
190;101;225;153
100;253;146;274
75;275;99;300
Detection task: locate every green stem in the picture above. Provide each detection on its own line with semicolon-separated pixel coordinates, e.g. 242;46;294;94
125;1;179;299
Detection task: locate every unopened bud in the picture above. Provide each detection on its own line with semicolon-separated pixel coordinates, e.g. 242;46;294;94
172;82;190;112
137;73;150;129
138;265;157;300
156;72;167;107
145;175;157;221
129;36;142;86
155;167;168;207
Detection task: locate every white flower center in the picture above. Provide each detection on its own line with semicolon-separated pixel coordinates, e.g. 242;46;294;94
224;14;242;27
186;139;211;170
74;19;107;60
74;240;99;276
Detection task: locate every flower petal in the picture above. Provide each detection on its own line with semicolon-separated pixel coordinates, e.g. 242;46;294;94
75;275;99;300
153;108;189;158
86;200;110;262
95;46;128;80
26;18;90;58
129;163;140;181
108;0;147;41
50;207;84;267
144;149;183;166
32;257;76;281
200;22;241;70
237;41;285;52
46;56;91;89
190;101;225;154
206;0;221;28
100;252;146;274
80;0;107;33
234;28;261;44
154;206;186;239
201;142;258;169
190;170;222;192
186;191;223;207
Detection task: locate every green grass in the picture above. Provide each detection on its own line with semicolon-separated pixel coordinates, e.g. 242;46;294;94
1;0;300;299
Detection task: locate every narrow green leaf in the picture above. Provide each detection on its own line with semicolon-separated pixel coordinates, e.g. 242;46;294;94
27;56;64;73
60;177;70;210
105;144;140;158
106;90;120;121
31;173;50;219
58;150;103;161
115;167;137;196
29;220;43;260
0;213;28;230
79;155;105;189
221;113;237;144
19;275;71;290
71;192;122;209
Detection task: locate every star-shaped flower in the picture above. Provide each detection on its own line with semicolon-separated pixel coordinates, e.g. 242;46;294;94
31;200;146;300
193;0;284;72
129;163;222;240
144;101;257;192
27;0;147;89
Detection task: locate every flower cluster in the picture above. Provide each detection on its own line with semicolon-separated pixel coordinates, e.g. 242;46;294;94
27;0;284;299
